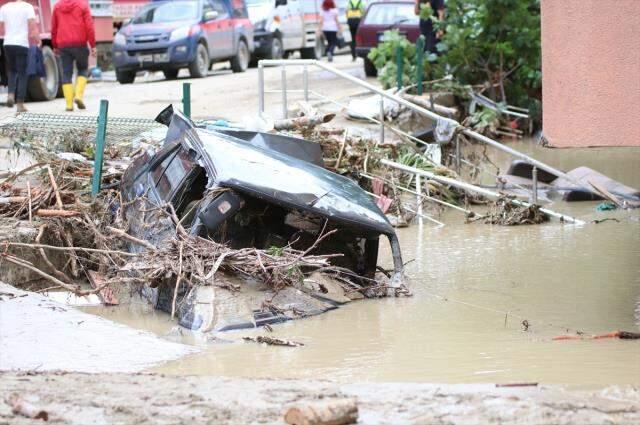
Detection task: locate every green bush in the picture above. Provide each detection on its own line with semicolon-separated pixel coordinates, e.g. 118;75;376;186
433;0;542;119
368;29;427;89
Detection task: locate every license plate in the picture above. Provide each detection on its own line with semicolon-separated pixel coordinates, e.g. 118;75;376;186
153;53;169;63
138;54;153;63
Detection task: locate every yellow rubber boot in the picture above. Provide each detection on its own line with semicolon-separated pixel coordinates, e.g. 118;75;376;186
74;76;87;110
62;84;74;111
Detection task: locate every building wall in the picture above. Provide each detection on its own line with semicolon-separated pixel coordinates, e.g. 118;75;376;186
541;0;640;147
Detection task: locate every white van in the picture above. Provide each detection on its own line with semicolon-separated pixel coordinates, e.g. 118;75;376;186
247;0;351;62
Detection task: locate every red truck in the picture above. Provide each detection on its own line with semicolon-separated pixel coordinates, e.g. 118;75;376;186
0;0;113;101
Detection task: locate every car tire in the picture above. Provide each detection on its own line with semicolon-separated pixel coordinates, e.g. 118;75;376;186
364;56;377;77
28;46;59;101
230;40;249;73
300;38;324;60
268;36;284;60
163;69;179;80
189;43;209;78
116;69;136;84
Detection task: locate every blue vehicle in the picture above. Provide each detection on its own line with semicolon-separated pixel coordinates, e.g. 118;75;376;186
112;0;254;84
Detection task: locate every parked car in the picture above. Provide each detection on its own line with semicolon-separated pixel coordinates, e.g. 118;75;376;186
355;0;420;77
112;0;254;84
247;0;353;63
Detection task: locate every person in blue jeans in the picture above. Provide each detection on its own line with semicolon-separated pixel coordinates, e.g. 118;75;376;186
318;0;341;62
0;0;40;112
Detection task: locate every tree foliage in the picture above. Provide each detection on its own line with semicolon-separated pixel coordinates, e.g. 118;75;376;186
434;0;541;116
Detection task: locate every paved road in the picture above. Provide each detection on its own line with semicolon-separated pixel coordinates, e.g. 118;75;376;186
1;55;370;122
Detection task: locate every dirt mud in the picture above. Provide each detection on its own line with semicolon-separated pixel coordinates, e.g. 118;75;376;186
1;372;639;424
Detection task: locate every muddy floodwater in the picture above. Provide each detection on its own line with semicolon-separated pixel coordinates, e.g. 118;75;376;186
88;142;640;388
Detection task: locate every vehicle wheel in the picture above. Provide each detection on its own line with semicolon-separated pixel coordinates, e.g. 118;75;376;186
163;69;179;80
116;69;136;84
28;46;59;101
364;56;377;77
268;36;284;60
300;38;324;60
189;43;209;78
230;40;249;73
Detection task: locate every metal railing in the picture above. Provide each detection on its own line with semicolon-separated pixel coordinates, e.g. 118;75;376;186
257;59;589;223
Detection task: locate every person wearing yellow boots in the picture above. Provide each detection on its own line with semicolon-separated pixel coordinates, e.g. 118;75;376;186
51;0;96;112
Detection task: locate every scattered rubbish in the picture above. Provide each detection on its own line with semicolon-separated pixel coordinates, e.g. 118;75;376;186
592;218;620;224
521;320;531;332
470;197;549;226
596;202;617;212
553;331;640;341
7;393;48;421
284;398;358;425
243;336;304;347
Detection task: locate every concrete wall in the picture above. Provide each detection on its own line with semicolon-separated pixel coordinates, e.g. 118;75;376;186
541;0;640;147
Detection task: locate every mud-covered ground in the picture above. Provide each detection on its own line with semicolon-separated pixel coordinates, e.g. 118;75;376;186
1;372;639;424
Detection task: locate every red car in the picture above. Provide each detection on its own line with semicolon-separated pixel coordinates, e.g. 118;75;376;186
355;1;420;77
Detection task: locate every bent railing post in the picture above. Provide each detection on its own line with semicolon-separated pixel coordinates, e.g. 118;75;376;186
381;159;585;225
92;100;109;198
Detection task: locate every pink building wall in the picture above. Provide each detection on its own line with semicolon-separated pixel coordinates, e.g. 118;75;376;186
541;0;640;147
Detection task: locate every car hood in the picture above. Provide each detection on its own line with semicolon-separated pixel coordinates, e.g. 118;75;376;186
189;128;394;236
124;20;196;36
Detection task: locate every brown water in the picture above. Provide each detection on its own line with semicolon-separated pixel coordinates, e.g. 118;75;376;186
89;142;640;387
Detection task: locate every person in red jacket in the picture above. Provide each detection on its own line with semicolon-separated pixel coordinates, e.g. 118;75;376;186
51;0;96;111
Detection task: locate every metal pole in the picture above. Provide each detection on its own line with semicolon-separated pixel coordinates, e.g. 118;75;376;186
380;159;585;225
416;36;425;95
281;66;288;119
182;82;191;118
303;65;309;102
258;62;265;115
379;95;385;144
416;174;423;222
396;45;404;91
91;100;109;198
532;166;538;204
455;137;461;174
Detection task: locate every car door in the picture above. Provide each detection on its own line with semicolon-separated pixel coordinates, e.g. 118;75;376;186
201;0;234;59
285;0;304;50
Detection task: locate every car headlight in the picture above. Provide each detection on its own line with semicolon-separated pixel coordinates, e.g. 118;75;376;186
170;26;191;42
254;19;267;32
114;33;127;46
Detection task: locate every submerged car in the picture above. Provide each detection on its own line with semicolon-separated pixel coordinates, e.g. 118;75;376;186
120;106;405;331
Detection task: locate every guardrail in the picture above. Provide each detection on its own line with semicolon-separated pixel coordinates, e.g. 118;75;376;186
257;59;591;222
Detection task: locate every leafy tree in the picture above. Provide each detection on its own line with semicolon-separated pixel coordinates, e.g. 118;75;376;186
433;0;541;117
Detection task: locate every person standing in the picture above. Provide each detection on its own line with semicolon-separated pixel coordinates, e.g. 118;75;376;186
51;0;96;111
0;0;40;113
318;0;340;62
346;0;366;62
415;0;445;54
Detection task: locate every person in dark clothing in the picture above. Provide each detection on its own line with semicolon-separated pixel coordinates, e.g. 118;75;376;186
346;0;366;61
415;0;445;54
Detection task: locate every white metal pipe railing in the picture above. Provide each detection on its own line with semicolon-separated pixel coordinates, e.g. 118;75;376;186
381;159;585;225
257;59;596;196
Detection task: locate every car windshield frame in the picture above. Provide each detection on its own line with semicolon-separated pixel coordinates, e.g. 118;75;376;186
132;1;200;24
363;3;419;26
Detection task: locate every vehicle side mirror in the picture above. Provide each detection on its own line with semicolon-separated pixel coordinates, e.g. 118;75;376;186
275;0;287;6
204;10;219;21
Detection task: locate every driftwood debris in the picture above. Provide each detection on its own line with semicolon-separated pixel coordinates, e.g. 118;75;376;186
8;393;49;421
401;93;459;118
284;399;358;425
274;113;336;132
243;336;304;347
